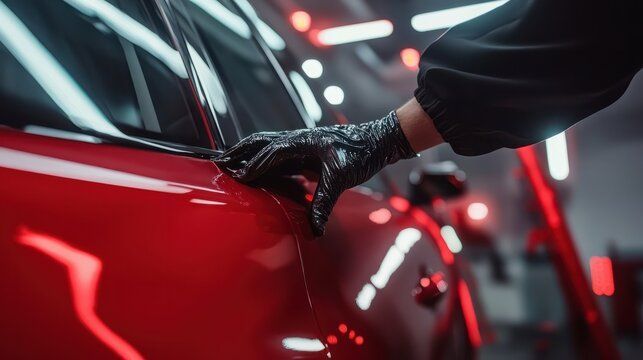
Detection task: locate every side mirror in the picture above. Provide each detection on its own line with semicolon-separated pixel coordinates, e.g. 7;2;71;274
408;161;466;205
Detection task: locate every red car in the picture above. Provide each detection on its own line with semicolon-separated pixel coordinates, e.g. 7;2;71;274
0;0;478;358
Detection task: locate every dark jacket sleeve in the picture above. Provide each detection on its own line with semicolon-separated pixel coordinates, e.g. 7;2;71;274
415;0;642;155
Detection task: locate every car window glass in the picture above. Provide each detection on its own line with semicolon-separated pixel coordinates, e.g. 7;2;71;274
0;0;211;148
182;0;306;140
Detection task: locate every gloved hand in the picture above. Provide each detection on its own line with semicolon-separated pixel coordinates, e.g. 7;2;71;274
214;111;417;236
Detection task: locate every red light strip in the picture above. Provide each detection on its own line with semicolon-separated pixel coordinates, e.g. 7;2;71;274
458;280;482;347
590;256;615;296
516;146;619;358
18;227;144;360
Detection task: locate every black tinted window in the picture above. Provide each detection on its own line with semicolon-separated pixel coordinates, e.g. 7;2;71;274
183;0;306;138
0;0;210;148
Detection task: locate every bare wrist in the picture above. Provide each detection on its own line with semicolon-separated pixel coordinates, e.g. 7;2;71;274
395;98;443;153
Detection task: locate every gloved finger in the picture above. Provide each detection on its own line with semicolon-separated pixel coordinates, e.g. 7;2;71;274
214;132;284;167
230;141;301;182
310;168;341;236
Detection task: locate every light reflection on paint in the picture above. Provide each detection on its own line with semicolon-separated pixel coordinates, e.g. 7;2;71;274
389;196;410;213
190;199;226;205
17;227;144;360
282;337;325;352
355;283;376;310
368;208;392;224
356;228;422;310
440;225;463;253
370;228;422;289
0;147;227;195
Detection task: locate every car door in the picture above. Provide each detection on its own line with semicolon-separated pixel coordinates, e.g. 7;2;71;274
0;0;325;358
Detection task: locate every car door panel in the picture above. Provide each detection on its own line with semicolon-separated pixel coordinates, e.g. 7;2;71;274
0;129;326;359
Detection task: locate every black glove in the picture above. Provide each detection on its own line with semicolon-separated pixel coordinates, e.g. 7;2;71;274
214;111;417;236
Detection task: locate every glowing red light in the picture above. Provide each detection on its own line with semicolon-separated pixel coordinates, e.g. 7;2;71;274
17;227;143;360
458;280;482;348
326;334;338;345
467;202;489;220
348;330;355;339
338;323;348;334
400;48;420;70
355;336;364;345
368;208;392;224
305;193;314;202
389;196;410;213
290;11;311;32
420;277;431;287
590;256;615;296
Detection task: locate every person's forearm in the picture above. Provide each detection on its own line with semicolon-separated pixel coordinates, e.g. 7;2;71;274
396;98;443;153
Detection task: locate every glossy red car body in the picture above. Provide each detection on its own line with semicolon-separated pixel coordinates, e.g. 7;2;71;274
0;1;477;358
0;127;475;359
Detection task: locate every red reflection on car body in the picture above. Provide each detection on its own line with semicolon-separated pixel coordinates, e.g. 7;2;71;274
355;336;364;345
17;227;143;360
389;196;410;213
368;208;392;224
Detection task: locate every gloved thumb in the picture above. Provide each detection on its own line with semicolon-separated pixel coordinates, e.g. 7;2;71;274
310;170;341;237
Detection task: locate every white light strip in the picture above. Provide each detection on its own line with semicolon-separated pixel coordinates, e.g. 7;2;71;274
0;1;123;137
545;131;569;181
191;0;251;39
233;0;286;50
370;247;405;289
63;0;187;78
317;20;393;46
289;72;322;125
187;43;228;115
355;283;377;310
0;147;190;194
411;0;508;32
281;337;325;352
358;228;422;310
440;226;463;253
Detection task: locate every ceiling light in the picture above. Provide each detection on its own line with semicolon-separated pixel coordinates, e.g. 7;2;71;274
317;20;393;46
411;0;508;32
323;86;344;105
301;59;323;78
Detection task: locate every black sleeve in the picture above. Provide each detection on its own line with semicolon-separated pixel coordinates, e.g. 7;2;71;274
415;0;642;155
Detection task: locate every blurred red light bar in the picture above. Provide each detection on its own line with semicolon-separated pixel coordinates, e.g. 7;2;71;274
316;20;393;46
590;256;615;296
290;10;311;32
400;48;420;70
458;280;482;347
